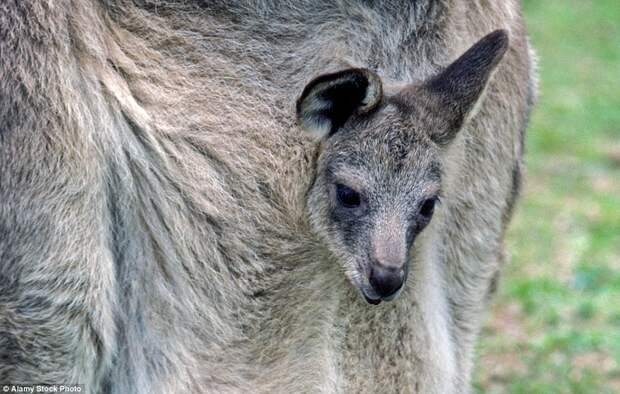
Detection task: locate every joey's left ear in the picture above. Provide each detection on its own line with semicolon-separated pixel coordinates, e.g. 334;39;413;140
296;68;383;139
399;29;509;145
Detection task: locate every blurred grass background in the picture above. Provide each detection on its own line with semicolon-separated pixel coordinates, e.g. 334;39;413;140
474;0;620;392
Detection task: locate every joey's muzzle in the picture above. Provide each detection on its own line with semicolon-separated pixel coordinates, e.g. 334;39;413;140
361;260;409;305
369;265;405;299
364;215;410;304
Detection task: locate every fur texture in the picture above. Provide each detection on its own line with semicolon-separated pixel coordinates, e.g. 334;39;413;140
0;1;536;393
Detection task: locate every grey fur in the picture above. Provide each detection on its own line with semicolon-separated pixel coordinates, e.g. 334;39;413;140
0;1;536;393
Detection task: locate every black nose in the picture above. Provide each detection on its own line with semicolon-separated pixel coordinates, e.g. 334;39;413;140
369;265;405;298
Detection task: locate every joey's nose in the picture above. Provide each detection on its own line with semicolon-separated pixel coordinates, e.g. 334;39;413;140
369;265;405;298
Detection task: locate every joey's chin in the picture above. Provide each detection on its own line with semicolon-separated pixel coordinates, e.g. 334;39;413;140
358;284;404;305
364;294;382;305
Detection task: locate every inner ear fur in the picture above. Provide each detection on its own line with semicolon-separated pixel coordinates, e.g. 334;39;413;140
296;68;383;139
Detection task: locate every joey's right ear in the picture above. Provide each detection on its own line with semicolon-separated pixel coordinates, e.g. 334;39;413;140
423;30;509;144
296;68;383;139
396;29;509;145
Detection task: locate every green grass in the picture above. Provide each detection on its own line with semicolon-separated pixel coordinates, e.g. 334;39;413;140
474;0;620;392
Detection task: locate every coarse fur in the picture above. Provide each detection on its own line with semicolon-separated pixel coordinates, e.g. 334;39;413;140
0;1;536;393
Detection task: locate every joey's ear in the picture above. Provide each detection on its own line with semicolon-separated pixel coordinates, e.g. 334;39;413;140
403;30;509;145
296;68;383;139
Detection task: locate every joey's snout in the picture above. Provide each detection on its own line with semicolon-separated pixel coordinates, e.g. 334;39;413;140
363;217;411;304
369;264;406;299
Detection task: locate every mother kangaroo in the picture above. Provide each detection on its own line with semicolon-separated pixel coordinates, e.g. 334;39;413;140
0;1;536;393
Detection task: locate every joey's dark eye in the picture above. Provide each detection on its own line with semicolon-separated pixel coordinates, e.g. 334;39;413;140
419;197;437;218
335;184;361;208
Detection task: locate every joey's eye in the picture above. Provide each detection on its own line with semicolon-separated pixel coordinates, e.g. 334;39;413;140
419;197;437;218
335;184;361;208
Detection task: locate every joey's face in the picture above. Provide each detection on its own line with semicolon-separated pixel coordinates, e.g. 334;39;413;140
295;30;509;304
308;111;442;304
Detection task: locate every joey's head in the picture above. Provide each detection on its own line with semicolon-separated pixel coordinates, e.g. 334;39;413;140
296;30;509;304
